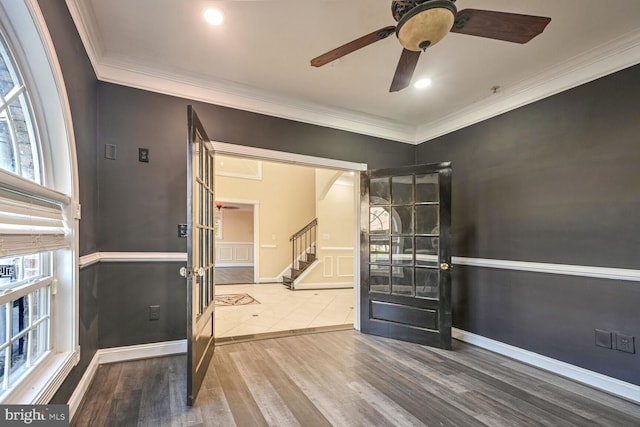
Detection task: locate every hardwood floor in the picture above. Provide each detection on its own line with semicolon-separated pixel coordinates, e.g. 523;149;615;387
72;331;640;426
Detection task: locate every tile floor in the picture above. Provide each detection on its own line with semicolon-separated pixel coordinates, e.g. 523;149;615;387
215;283;355;338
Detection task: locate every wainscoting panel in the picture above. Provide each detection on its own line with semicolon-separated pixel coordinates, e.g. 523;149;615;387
337;256;354;277
218;247;233;262
216;242;254;267
323;256;333;277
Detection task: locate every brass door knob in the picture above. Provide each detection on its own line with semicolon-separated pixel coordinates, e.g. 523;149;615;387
440;262;450;271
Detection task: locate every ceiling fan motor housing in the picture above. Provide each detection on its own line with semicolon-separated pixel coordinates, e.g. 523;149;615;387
393;0;457;51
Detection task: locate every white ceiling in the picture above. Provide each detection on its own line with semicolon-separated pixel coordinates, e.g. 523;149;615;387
66;0;640;144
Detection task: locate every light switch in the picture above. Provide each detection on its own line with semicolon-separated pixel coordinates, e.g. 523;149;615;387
105;144;116;160
139;148;150;163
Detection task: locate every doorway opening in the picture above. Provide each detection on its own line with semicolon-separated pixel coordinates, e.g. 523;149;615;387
214;201;257;284
212;143;364;340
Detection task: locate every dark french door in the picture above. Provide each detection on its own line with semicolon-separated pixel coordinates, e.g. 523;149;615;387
182;106;216;405
361;162;452;348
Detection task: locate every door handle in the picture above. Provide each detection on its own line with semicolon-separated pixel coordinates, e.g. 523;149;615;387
440;262;450;271
179;267;204;278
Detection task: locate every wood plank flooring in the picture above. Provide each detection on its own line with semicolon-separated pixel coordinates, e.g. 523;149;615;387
215;267;254;285
72;330;640;426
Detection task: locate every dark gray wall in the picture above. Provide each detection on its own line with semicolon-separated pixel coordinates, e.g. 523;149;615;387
97;83;415;252
37;0;100;403
95;82;416;347
98;263;186;348
417;64;640;385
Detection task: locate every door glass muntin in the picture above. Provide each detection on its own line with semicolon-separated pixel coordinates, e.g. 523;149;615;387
369;171;441;299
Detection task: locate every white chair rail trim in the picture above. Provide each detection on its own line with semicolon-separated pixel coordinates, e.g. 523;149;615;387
79;252;187;268
80;252;640;282
452;257;640;282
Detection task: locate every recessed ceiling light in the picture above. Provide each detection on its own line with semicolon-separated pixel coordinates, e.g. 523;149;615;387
414;78;432;89
204;8;223;26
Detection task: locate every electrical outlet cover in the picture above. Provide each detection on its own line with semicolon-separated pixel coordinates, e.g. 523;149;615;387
149;305;160;321
615;333;635;354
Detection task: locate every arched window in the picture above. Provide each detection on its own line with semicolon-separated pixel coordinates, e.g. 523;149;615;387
0;1;78;403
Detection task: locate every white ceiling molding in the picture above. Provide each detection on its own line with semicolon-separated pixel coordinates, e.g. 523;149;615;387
96;57;417;144
415;29;640;143
64;0;640;146
64;0;103;69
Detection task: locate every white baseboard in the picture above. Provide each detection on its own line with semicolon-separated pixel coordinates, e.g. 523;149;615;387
67;352;99;420
452;328;640;404
68;340;187;421
98;339;187;364
294;282;354;290
258;277;281;283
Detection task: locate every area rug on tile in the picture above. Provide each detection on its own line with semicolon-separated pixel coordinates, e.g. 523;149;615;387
214;293;260;306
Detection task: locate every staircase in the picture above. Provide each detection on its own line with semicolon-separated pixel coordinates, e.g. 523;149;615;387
282;218;318;290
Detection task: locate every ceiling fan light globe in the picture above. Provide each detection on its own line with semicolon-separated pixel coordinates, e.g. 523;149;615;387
396;1;457;51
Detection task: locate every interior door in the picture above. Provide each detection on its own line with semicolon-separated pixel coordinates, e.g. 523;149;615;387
183;105;216;405
361;162;452;348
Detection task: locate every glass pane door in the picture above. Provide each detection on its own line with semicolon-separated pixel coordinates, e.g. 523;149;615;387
185;106;216;406
361;162;452;348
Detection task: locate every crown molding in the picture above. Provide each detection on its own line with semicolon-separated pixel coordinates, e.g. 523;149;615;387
65;0;103;71
65;0;640;145
415;29;640;143
96;57;417;144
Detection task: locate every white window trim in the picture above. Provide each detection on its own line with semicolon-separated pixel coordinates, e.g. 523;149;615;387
0;0;80;403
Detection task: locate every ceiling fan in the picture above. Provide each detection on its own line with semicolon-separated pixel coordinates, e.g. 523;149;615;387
215;202;240;211
310;0;551;92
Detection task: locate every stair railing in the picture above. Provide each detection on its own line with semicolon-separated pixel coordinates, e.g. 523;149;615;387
289;218;318;272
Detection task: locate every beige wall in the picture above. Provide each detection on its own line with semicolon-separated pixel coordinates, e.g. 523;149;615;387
315;170;355;247
216;156;316;279
217;209;253;242
299;170;355;287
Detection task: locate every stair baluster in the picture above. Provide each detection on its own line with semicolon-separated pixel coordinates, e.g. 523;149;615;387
282;218;318;290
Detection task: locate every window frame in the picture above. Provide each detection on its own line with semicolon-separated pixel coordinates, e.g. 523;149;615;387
0;0;80;404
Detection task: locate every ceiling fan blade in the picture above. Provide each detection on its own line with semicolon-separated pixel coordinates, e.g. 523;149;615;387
451;9;551;44
311;26;396;67
389;49;421;92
